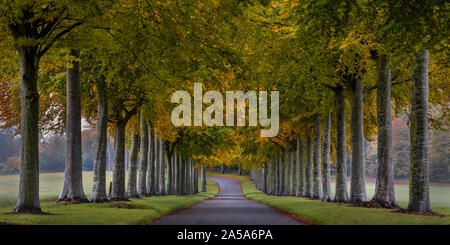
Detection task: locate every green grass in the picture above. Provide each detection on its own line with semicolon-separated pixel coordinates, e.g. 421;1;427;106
0;171;115;206
0;171;218;225
329;181;450;208
212;173;450;225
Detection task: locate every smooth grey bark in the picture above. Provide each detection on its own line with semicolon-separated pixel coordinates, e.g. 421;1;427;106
238;164;242;175
312;118;322;199
408;50;432;213
173;152;178;194
201;165;206;192
335;88;348;202
91;75;109;203
276;157;283;196
221;164;225;174
296;138;305;197
194;166;199;194
159;139;165;195
373;54;398;208
322;113;332;201
154;133;160;195
270;158;277;195
137;113;149;196
58;49;88;203
179;157;185;195
192;163;196;194
167;149;173;194
268;162;271;193
107;137;114;171
262;164;267;193
280;151;285;195
289;148;295;195
185;158;189;194
305;138;313;198
292;150;297;193
124;150;128;171
14;47;41;212
127;132;140;198
146;122;155;195
285;149;290;195
110;121;128;201
172;154;176;193
285;148;290;195
350;78;367;202
176;154;181;195
189;160;194;194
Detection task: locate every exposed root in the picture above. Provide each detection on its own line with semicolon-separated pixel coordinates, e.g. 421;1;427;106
56;197;89;205
109;197;130;202
128;194;141;199
13;205;43;214
352;200;399;209
90;197;110;203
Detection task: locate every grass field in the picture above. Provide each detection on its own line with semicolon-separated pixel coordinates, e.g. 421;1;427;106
329;179;450;208
210;173;450;225
0;171;219;225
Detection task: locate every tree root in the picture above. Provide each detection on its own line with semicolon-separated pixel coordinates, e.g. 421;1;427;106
109;197;130;202
90;197;110;203
56;197;89;204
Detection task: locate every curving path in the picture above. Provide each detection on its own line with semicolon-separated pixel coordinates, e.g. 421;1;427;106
151;176;304;225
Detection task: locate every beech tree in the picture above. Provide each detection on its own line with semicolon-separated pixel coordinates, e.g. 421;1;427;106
0;0;101;212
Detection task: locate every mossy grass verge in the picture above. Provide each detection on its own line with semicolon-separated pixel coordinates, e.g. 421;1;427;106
0;179;218;225
209;173;450;225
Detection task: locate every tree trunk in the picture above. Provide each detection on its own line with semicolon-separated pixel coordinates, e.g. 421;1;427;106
138;112;149;197
408;50;432;213
137;113;149;196
154;133;160;195
91;75;109;203
312;117;322;199
58;49;88;203
289;149;295;195
201;165;206;192
276;156;281;195
184;158;189;194
14;47;41;213
192;163;196;194
280;150;285;195
127;132;140;198
167;150;173;194
174;152;179;194
322;113;332;201
262;164;267;193
221;164;225;174
373;54;398;207
146;122;155;195
335;88;348;202
305;138;313;198
283;148;289;195
271;159;276;194
159;139;165;195
110;122;128;201
194;166;199;194
350;78;367;202
179;156;185;195
296;138;304;197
